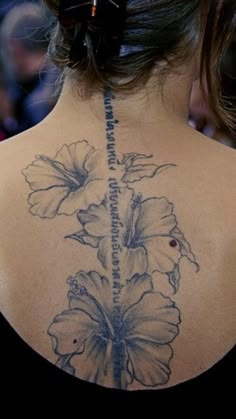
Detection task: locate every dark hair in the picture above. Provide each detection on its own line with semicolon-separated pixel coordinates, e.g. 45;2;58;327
43;0;236;135
219;36;236;140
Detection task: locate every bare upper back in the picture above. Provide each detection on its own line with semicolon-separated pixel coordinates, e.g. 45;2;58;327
0;121;236;390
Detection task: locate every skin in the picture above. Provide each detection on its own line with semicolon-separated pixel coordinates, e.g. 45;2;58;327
0;53;235;390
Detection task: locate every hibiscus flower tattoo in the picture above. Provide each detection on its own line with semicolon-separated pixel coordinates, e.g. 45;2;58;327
67;188;199;291
48;271;180;389
22;141;107;218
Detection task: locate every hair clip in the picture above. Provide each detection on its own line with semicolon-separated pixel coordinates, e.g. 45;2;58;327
91;1;120;17
59;1;90;28
59;0;123;27
91;0;97;17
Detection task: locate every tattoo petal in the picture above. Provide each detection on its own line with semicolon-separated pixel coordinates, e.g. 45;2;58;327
135;197;176;239
120;246;148;279
28;186;69;218
70;334;114;385
145;236;181;274
58;179;106;216
55;141;95;174
23;158;68;190
171;227;200;272
123;293;180;343
69;294;106;325
68;271;112;316
97;237;110;268
84;149;106;177
78;200;110;237
126;339;173;387
48;309;100;355
122;273;153;313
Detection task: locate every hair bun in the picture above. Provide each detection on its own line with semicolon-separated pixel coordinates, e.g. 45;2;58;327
58;0;127;65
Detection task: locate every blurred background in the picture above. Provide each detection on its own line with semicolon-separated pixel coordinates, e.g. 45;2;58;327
0;0;235;148
0;0;59;141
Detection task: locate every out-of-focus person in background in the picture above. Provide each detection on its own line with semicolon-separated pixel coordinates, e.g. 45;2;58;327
189;36;236;149
0;0;25;22
0;2;58;138
0;0;41;23
0;70;15;141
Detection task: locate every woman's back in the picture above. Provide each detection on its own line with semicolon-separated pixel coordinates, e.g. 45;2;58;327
1;0;236;395
0;95;235;390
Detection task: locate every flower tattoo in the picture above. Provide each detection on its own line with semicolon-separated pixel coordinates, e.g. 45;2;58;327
48;271;180;389
22;92;199;389
67;187;199;291
22;141;107;218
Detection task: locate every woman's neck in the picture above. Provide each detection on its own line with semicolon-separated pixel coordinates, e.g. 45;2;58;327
47;63;196;133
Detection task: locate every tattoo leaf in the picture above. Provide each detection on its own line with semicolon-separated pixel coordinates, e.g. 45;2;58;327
120;152;176;183
166;264;181;293
122;163;177;183
65;231;101;248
